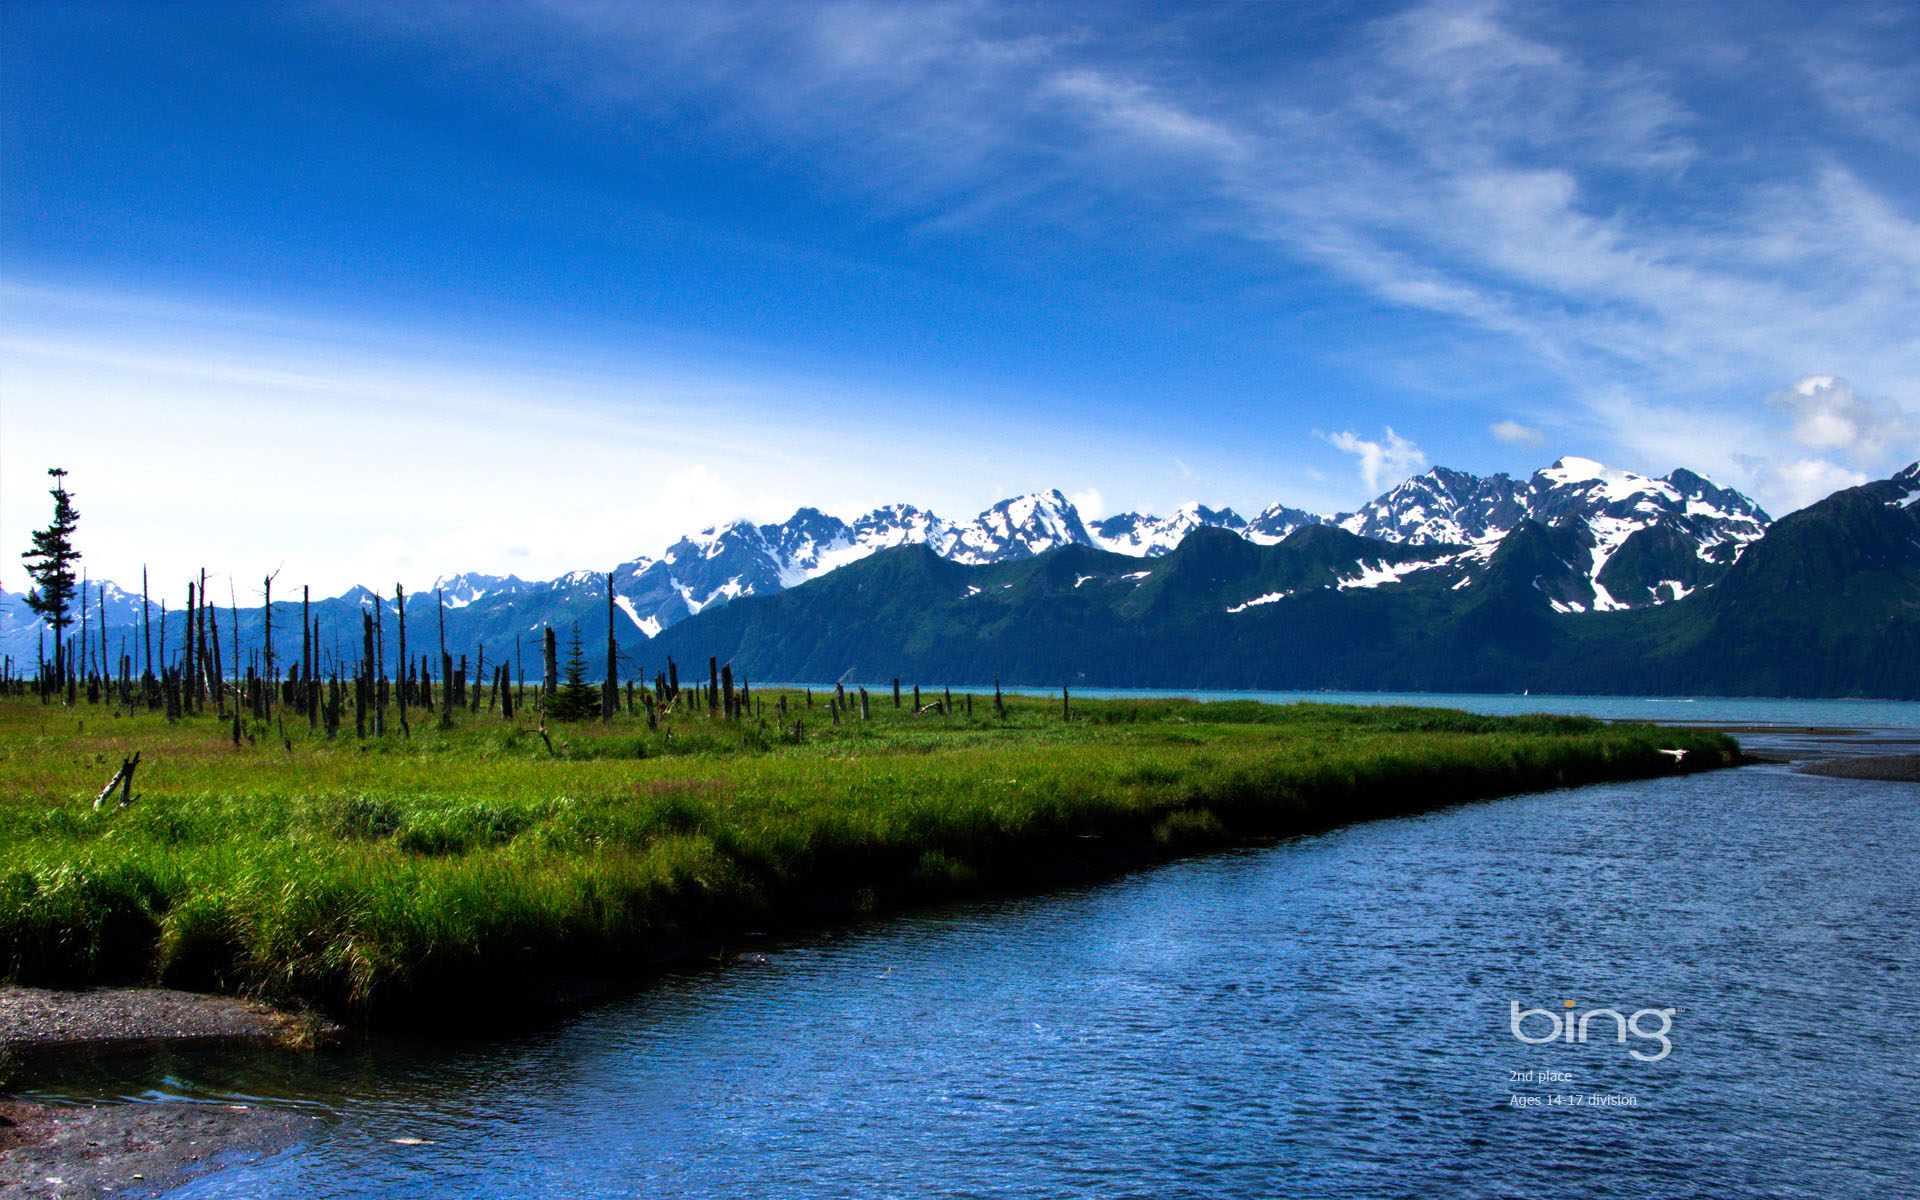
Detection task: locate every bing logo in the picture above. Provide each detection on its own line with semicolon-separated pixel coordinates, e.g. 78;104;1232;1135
1510;998;1675;1062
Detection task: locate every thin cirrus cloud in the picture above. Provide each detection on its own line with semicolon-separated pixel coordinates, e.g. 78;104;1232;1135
345;0;1920;512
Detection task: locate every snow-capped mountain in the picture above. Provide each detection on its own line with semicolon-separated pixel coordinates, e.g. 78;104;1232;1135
1309;458;1772;611
1246;501;1327;544
1881;461;1920;512
1091;504;1248;556
428;572;533;609
2;577;186;669
935;490;1093;564
1335;465;1528;544
534;461;1770;636
1522;458;1771;609
0;459;1781;668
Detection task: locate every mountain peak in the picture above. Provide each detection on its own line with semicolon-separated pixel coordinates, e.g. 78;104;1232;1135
1544;455;1612;480
940;489;1093;564
1882;461;1920;509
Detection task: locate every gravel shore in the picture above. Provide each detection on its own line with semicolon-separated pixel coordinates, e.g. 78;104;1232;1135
1796;755;1920;782
0;987;294;1052
0;1097;313;1199
1;987;326;1197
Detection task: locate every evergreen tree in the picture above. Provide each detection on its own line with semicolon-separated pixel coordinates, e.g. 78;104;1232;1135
546;623;601;721
20;468;81;688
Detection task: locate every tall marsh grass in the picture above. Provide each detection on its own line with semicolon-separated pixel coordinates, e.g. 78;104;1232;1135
0;693;1736;1025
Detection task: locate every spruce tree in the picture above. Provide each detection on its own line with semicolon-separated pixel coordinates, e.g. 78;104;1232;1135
20;468;81;689
546;623;601;722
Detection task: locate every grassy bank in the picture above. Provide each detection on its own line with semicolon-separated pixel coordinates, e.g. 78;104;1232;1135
0;692;1735;1027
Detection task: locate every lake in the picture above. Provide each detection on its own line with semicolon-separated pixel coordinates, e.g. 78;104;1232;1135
20;694;1920;1199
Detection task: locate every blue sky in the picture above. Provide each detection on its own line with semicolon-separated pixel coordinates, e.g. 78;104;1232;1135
6;0;1919;598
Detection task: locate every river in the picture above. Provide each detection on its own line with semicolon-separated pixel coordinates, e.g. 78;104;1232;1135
18;695;1920;1198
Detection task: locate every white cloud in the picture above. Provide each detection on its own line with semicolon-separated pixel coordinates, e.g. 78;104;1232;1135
1322;427;1426;494
1067;488;1106;519
1767;375;1919;465
1763;458;1871;513
1581;377;1917;517
1489;419;1546;447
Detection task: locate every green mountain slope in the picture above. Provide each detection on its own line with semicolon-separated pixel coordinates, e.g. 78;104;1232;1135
647;465;1920;699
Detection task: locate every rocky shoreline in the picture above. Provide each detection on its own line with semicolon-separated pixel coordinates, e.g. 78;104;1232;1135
0;1097;314;1199
1;987;324;1198
0;987;303;1053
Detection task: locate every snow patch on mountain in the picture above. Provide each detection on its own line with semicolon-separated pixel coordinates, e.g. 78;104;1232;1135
613;595;659;638
1885;462;1920;510
1336;558;1442;590
1228;590;1292;613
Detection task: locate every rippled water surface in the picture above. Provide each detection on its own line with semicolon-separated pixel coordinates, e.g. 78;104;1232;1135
23;706;1920;1199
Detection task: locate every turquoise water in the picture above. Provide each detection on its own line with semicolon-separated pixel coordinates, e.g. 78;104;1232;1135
999;685;1920;733
18;698;1920;1198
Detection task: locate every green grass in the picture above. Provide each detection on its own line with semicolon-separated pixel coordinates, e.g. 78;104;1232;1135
0;689;1737;1027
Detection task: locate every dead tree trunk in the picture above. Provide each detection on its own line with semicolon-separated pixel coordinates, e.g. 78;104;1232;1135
262;574;275;717
361;610;378;738
437;589;452;728
392;585;407;734
603;573;617;722
141;566;153;688
196;570;210;711
542;626;557;709
99;586;111;708
92;751;140;809
182;584;194;715
208;600;224;718
297;586;311;729
229;586;240;714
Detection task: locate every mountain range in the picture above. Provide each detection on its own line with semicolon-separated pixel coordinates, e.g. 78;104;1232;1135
7;457;1914;699
646;461;1918;699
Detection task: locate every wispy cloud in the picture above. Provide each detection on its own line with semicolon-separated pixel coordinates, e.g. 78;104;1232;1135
338;0;1920;509
1322;427;1427;494
0;280;1239;596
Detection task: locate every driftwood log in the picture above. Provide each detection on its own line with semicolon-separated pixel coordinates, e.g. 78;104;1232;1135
92;751;140;809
